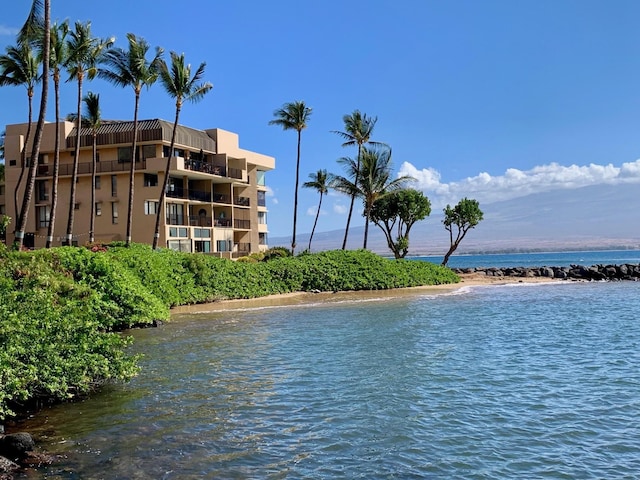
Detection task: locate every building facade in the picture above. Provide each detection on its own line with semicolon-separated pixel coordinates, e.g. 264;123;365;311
2;119;274;257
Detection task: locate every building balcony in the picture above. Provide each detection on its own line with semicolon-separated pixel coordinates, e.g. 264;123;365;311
166;187;211;202
214;218;232;228
234;219;251;229
233;196;250;207
212;193;231;204
36;159;147;177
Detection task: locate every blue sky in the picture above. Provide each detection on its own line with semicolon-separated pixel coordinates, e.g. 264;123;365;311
2;1;640;240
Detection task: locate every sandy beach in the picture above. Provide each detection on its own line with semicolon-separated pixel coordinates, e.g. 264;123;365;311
171;272;558;314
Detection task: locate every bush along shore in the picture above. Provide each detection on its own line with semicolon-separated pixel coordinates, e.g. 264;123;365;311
0;242;459;472
453;263;640;281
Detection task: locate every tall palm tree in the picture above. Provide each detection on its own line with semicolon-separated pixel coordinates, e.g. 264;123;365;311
332;146;413;249
100;33;163;246
0;42;41;225
45;20;69;248
332;110;381;249
152;52;212;249
63;21;112;245
269;100;312;255
77;92;101;243
302;169;330;251
15;0;50;248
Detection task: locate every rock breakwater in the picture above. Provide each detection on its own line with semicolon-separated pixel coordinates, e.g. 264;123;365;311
452;264;640;281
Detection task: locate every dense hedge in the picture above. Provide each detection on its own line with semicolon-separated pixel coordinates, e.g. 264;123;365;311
0;244;458;420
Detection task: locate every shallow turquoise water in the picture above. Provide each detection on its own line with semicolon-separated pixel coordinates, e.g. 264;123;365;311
19;281;640;479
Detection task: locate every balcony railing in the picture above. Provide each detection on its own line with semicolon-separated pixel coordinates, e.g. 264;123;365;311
37;159;147;177
166;187;211;202
166;214;186;226
189;215;212;227
228;167;243;179
212;193;231;204
214;218;232;228
235;242;251;253
234;219;251;229
184;159;226;176
233;196;250;207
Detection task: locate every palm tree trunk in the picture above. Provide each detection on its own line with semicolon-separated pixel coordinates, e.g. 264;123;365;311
341;144;362;250
126;91;140;246
153;104;181;249
66;73;82;245
46;74;61;248
89;133;97;243
308;192;323;251
14;96;33;228
363;207;370;250
291;130;301;255
15;0;49;247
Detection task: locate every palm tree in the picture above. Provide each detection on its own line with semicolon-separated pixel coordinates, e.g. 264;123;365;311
152;52;212;249
0;42;41;225
332;146;413;249
100;33;163;246
332;110;381;249
45;20;69;248
269;100;312;255
302;169;330;251
15;0;50;248
72;92;101;243
63;21;112;245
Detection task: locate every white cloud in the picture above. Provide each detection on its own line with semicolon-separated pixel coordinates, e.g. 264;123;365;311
306;206;317;216
399;159;640;208
0;25;18;36
333;203;347;215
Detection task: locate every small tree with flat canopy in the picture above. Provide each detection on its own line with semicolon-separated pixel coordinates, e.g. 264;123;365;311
370;188;431;259
442;197;483;266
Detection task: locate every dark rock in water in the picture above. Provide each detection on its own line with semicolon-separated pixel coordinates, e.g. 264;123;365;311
0;432;34;461
452;263;640;282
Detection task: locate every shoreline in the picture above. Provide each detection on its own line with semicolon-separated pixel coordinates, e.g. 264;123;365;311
171;273;558;314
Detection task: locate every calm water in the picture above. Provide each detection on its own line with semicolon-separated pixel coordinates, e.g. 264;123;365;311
415;249;640;269
18;278;640;479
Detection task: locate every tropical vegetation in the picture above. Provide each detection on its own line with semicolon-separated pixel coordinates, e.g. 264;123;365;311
442;197;484;266
302;168;330;251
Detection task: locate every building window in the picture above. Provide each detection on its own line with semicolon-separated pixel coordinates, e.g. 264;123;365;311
257;170;266;186
216;240;232;252
193;228;210;238
257;191;266;207
95;202;102;216
168;227;188;237
111;202;119;224
144;200;158;215
166;203;184;225
142;144;156;160
36;180;48;202
0;185;4;196
36;205;50;228
194;240;211;253
111;175;117;196
167;239;191;252
9;160;16;166
95;176;101;189
259;232;268;245
144;173;158;187
74;203;80;210
118;146;133;163
258;212;267;224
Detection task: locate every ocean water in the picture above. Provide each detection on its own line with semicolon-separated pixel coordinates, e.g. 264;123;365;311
415;249;640;269
17;276;640;478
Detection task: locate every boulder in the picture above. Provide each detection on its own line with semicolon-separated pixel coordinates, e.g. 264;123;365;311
0;455;19;476
0;433;34;461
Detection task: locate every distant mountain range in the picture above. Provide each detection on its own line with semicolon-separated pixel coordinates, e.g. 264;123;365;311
270;183;640;255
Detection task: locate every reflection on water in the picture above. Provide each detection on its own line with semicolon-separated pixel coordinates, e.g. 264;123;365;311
16;281;640;479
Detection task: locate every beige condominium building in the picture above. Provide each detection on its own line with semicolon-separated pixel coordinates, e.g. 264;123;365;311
2;119;275;257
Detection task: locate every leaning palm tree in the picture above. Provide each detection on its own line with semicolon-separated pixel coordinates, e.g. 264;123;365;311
269;100;312;255
45;20;69;248
15;0;50;248
68;92;101;243
152;52;212;249
332;110;381;249
100;33;163;246
302;169;330;251
63;21;112;245
332;146;413;249
0;42;41;225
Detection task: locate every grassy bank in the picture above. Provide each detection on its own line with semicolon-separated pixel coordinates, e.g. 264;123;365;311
0;243;458;420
